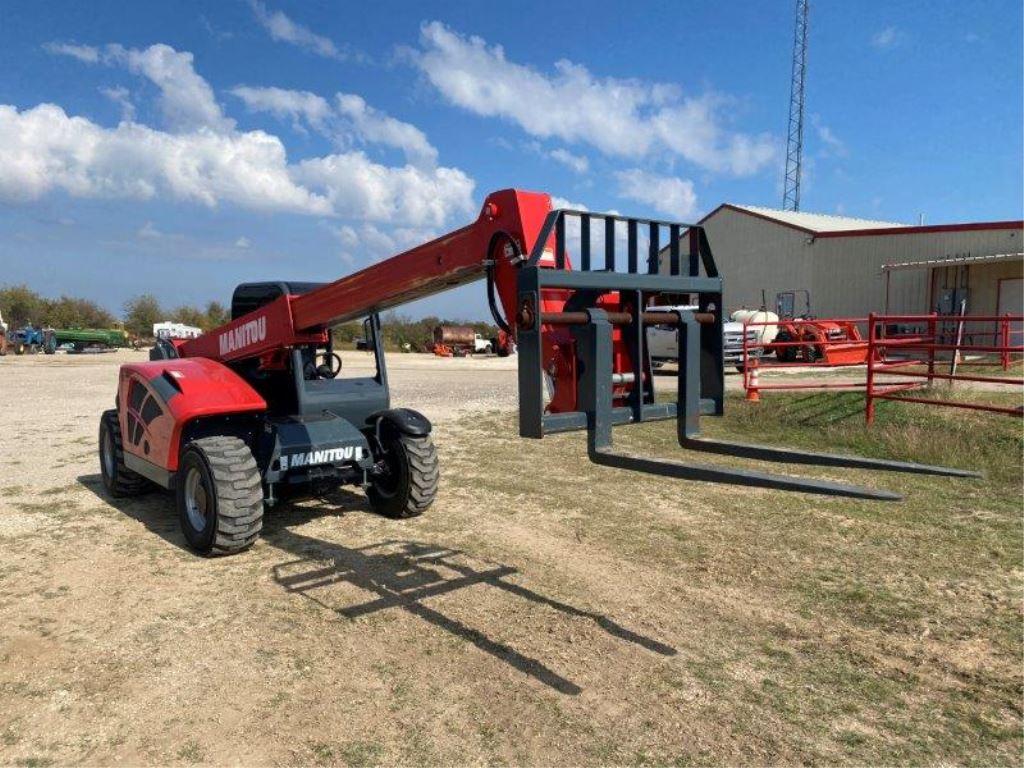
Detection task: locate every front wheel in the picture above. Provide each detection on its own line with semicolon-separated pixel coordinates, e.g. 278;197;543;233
99;410;150;497
803;343;823;363
367;432;438;519
177;437;264;556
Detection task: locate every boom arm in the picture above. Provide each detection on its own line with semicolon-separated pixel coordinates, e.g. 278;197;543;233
292;189;552;330
180;189;552;362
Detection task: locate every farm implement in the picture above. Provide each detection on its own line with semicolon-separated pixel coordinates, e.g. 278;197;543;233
770;290;872;365
98;189;975;555
8;326;129;355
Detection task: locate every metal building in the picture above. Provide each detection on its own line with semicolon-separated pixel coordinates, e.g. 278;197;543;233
663;205;1023;322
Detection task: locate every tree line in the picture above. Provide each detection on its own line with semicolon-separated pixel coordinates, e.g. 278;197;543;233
1;285;499;349
0;285;228;338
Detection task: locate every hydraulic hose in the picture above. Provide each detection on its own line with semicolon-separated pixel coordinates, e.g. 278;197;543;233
485;233;519;335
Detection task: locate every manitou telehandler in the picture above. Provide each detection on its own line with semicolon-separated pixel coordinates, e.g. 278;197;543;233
99;190;974;555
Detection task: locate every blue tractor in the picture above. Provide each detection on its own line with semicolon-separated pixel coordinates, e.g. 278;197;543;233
11;326;56;355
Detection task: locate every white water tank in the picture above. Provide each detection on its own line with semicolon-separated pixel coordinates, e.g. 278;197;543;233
731;309;780;344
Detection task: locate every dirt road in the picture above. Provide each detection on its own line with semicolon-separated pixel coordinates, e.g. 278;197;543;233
0;350;1019;766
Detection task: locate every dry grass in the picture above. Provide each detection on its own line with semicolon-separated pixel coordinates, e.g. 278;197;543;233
0;390;1020;766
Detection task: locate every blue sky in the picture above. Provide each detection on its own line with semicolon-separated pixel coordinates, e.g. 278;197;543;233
1;0;1021;320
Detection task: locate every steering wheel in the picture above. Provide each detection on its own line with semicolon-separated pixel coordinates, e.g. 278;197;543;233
317;351;343;379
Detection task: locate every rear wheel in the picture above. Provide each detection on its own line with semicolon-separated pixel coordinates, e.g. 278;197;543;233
99;410;150;497
367;432;438;519
13;341;24;356
177;437;264;556
775;332;797;363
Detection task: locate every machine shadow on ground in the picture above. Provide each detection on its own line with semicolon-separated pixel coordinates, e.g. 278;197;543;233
76;473;367;555
75;476;676;694
263;494;677;696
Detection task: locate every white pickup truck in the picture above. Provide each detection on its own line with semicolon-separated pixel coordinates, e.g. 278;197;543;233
646;305;761;371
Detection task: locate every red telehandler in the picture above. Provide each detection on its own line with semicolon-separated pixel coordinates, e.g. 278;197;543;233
99;190;975;555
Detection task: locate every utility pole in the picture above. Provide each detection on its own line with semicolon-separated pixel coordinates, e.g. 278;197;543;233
782;0;809;211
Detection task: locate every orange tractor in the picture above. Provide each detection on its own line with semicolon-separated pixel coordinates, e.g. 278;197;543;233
769;290;872;365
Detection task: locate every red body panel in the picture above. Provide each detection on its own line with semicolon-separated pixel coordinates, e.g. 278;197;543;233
118;358;266;471
180;293;328;364
123;187;642;452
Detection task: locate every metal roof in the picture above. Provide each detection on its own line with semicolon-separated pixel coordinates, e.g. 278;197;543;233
730;205;908;233
882;252;1024;272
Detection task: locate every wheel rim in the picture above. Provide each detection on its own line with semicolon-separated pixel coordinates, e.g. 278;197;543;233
372;444;403;499
184;466;211;532
101;429;115;479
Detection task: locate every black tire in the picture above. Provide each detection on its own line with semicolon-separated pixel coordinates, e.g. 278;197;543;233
803;343;823;363
176;437;264;556
14;341;24;356
99;410;150;497
367;432;438;519
775;332;797;363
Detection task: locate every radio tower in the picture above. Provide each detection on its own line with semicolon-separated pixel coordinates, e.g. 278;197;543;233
782;0;809;211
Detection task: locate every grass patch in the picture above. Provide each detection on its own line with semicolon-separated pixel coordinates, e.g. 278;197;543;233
441;391;1022;765
176;740;203;763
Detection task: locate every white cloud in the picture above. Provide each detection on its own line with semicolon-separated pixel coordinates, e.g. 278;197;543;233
0;103;474;226
230;85;333;131
249;0;348;60
48;41;234;134
325;221;438;264
230;84;438;167
137;221;163;239
614;169;697;218
336;94;437;167
412;22;776;176
100;85;135;122
235;237;250;248
810;114;846;157
0;103;328;213
42;42;100;62
109;44;234;133
870;26;900;49
294;152;473;226
548;148;589;174
231;85;439;167
7;44;476;229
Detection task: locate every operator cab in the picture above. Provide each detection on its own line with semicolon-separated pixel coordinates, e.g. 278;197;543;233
228;281;390;424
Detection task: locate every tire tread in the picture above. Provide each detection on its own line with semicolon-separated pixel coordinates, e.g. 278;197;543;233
185;436;264;556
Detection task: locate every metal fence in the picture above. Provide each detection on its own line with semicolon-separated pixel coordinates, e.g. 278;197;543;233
738;313;1023;422
864;313;1023;424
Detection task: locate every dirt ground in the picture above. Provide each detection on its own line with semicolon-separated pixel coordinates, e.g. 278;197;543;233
0;350;1020;766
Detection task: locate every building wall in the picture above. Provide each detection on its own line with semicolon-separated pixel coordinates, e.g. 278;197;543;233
965;258;1023;316
670;210;1023;319
662;208;815;312
813;227;1022;316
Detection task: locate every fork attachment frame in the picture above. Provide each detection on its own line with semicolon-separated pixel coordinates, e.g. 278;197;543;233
514;208;976;501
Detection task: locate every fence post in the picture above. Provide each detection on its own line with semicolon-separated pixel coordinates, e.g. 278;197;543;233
865;312;876;425
1002;314;1010;371
742;320;749;391
927;311;937;387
